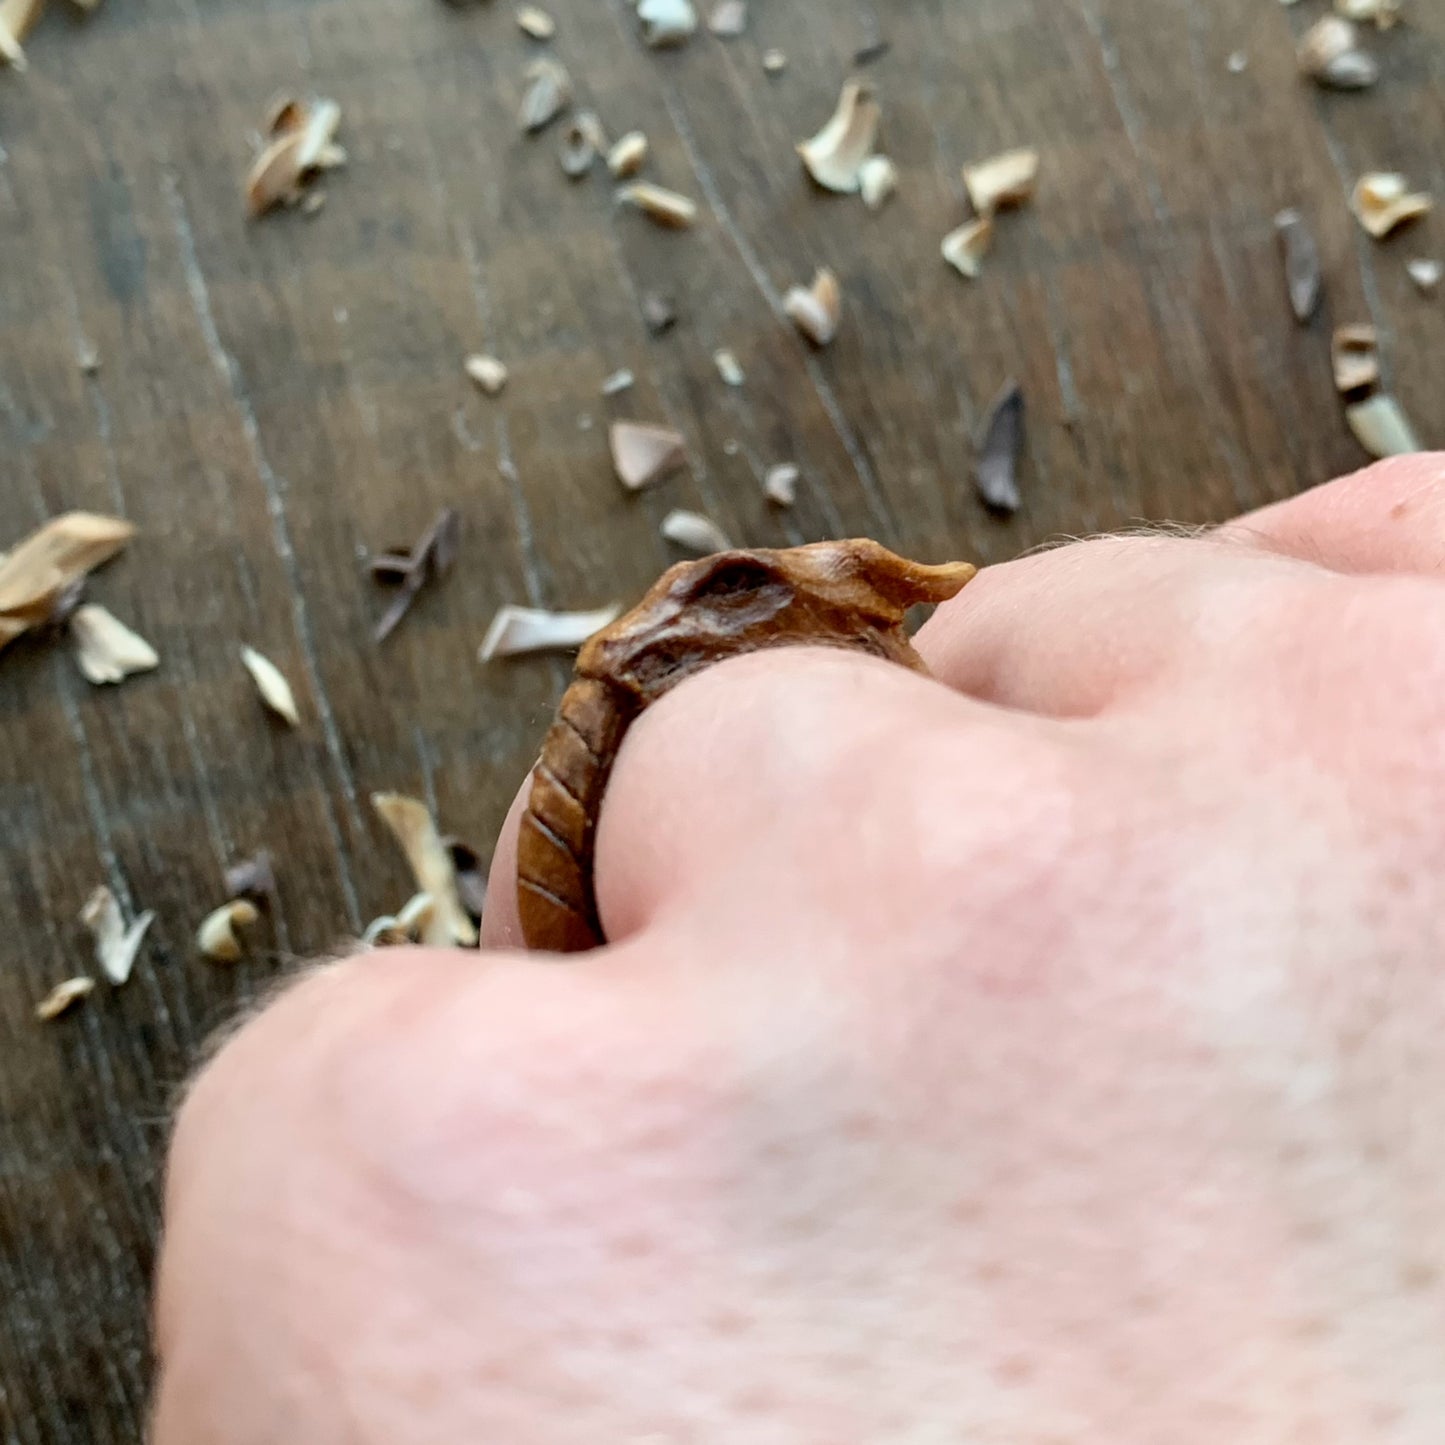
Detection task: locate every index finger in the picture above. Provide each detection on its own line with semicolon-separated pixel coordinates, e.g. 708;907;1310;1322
481;644;1065;956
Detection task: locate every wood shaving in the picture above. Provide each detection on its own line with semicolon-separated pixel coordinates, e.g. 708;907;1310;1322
941;217;994;279
606;131;649;178
762;48;787;73
70;604;158;685
601;368;635;395
1407;258;1442;294
783;267;842;346
79;885;154;986
637;0;697;47
224;849;277;903
245;96;343;216
661;510;731;554
370;506;460;643
300;191;326;217
713;348;744;386
797;79;881;194
371;792;480;947
1335;0;1400;28
465;353;509;394
579;110;609;151
519;57;570;133
642;292;677;334
1345;393;1420;457
763;462;799;507
1274;208;1323;324
1351;172;1431;239
245;133;310;216
974;379;1025;514
264;94;306;134
1297;16;1378;89
77;341;100;375
963;148;1039;216
479;603;622;661
362;891;438;948
708;0;745;36
1227;51;1248;74
197;899;259;962
860;155;898;212
392;892;438;942
1331;324;1380;395
610;420;688;489
515;4;555;38
559;120;596;178
79;885;122;967
36;976;95;1022
240;645;300;726
278;96;343;172
0;511;134;653
0;0;45;71
617;181;698;228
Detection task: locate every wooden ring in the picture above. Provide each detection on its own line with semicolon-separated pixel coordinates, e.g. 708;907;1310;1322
516;539;976;952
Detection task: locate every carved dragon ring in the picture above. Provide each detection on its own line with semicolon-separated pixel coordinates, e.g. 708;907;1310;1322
517;539;976;952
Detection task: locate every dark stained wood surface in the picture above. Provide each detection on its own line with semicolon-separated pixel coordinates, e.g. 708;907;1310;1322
1;0;1441;1436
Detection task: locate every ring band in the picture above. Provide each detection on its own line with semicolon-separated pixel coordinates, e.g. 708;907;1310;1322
516;539;976;952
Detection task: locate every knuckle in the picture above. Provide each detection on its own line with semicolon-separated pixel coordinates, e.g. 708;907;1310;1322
167;949;454;1194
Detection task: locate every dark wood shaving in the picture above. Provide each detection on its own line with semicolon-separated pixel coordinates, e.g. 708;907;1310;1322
44;577;88;632
559;120;596;179
518;58;570;133
974;379;1025;514
367;552;417;583
443;837;488;923
224;849;277;904
373;585;419;644
1274;209;1323;324
853;29;890;66
371;507;460;643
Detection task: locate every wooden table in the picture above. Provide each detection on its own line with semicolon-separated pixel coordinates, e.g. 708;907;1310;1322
1;0;1440;1436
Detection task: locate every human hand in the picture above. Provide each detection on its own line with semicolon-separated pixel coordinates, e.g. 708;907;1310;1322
154;456;1445;1443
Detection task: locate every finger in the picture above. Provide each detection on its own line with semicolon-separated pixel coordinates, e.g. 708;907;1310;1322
481;646;1069;954
480;784;527;951
153;942;665;1445
1217;453;1445;576
912;531;1324;718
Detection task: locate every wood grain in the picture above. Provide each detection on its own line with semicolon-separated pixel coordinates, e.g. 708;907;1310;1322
1;0;1441;1436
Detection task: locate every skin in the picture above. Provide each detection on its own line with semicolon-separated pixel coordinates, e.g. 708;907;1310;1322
156;456;1445;1444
